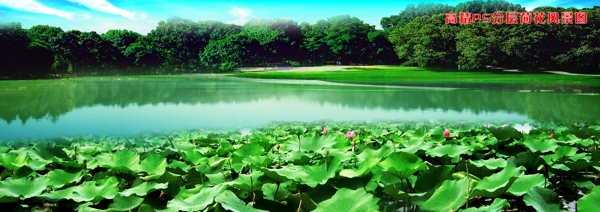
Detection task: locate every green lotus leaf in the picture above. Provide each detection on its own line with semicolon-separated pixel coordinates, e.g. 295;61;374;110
138;153;167;180
302;157;343;187
356;141;394;162
167;160;191;172
167;184;225;211
522;137;558;153
284;192;318;212
543;146;579;163
313;188;379;212
283;151;312;165
399;139;433;154
46;168;85;188
382;184;427;200
403;129;427;139
563;155;593;172
76;202;107;212
418;178;469;212
226;171;264;198
215;189;268;212
109;195;145;211
263;165;308;182
137;204;156;212
469;158;507;170
285;134;337;152
29;142;68;163
98;149;141;174
522;187;560;212
0;176;49;199
578;186;600;212
120;182;168;197
427;144;473;162
508;152;545;172
234;143;264;157
0;152;31;170
182;149;205;165
459;198;510;212
339;157;380;178
262;182;293;201
488;126;524;141
69;177;120;203
39;186;76;202
470;163;524;198
506;174;546;196
413;165;455;193
379;151;428;179
325;148;354;162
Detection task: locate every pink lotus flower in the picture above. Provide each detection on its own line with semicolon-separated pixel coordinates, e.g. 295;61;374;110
346;131;356;139
550;133;554;139
444;129;450;138
322;127;328;135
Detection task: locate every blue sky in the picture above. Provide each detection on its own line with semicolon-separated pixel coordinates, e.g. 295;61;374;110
0;0;597;35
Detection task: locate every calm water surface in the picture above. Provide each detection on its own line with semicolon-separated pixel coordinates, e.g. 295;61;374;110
1;75;599;140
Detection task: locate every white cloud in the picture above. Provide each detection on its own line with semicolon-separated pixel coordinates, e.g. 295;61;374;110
83;13;91;20
139;12;147;20
521;0;561;11
0;0;75;20
67;0;136;20
228;6;252;25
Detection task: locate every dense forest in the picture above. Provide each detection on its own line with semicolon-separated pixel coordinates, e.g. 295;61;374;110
0;0;599;79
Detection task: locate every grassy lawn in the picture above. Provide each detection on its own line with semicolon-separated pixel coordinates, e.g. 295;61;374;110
228;66;600;87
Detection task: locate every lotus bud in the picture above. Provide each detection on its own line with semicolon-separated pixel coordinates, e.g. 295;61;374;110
444;129;450;138
323;150;329;156
276;143;280;150
550;133;554;138
322;127;328;135
346;131;356;139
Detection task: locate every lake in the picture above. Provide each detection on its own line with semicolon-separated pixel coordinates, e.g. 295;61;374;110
1;75;599;140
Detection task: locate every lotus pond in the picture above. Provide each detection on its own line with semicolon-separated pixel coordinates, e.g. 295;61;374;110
1;76;600;211
1;121;600;211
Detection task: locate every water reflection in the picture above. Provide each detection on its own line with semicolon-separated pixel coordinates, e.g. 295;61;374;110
1;76;599;139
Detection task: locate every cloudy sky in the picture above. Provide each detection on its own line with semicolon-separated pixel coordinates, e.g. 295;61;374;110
0;0;597;35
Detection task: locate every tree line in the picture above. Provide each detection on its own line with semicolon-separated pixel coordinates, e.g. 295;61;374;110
0;0;599;79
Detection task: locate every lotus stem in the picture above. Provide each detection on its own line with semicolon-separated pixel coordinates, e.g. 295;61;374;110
250;176;255;206
274;182;280;201
297;182;302;212
466;158;469;209
165;136;175;149
298;134;301;152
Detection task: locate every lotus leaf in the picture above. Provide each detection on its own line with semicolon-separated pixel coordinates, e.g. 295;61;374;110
0;152;31;170
69;177;120;203
506;174;546;196
523;137;559;153
109;195;145;211
313;188;379;212
578;186;600;212
339;157;380;178
215;189;268;212
379;151;428;179
45;168;85;188
419;178;469;211
167;184;226;211
262;182;293;201
138;153;168;180
523;187;561;212
470;163;524;198
301;157;343;187
98;149;141;174
459;198;510;212
120;182;168;197
0;176;49;199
